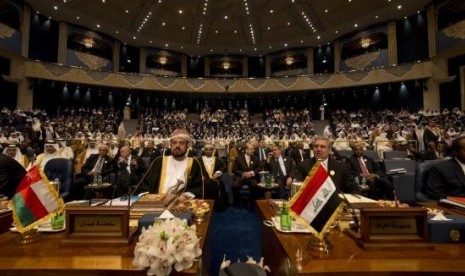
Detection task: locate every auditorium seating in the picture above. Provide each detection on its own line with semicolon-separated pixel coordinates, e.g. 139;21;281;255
383;150;409;160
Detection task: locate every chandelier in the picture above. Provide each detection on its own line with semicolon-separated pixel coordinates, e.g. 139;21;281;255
285;57;294;66
361;38;371;49
159;56;168;65
82;38;94;48
222;61;230;70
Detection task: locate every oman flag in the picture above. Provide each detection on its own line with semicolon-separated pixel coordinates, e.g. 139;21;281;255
9;166;64;233
289;163;343;239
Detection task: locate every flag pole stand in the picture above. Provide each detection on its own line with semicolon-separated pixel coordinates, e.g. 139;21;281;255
17;229;41;245
308;234;332;252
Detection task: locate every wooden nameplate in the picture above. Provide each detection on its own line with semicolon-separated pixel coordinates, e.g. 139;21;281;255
345;207;433;250
61;206;136;246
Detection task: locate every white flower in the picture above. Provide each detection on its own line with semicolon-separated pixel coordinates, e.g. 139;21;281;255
133;218;202;276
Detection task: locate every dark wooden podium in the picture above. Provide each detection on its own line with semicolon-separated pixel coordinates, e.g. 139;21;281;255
0;201;214;276
256;200;465;275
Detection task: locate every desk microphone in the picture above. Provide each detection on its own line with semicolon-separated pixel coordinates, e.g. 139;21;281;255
336;186;360;232
109;185;117;206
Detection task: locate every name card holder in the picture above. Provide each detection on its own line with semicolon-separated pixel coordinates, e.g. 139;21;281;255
352;208;433;250
61;206;137;246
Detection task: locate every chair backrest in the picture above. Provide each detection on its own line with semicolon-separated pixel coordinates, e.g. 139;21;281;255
336;150;353;158
392;173;416;203
363;150;379;161
414;160;444;202
384;150;409;160
383;159;416;175
44;158;74;202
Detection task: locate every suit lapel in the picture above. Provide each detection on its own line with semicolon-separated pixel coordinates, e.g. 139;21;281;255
453;160;465;187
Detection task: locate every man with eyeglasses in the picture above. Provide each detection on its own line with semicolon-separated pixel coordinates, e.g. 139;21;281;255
141;129;203;200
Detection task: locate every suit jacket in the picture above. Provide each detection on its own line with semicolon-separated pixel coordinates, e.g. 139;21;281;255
141;148;161;161
290;148;310;164
296;158;358;193
254;147;270;167
233;154;261;177
345;154;384;177
115;155;146;196
80;154;115;179
0;153;26;198
425;159;465;200
265;156;297;197
142;156;203;198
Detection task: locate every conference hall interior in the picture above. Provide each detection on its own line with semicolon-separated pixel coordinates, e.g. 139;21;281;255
1;0;465;275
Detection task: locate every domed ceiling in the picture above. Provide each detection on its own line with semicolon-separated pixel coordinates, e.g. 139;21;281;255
24;0;432;56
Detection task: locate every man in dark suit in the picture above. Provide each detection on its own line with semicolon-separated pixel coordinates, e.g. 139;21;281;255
140;140;160;162
254;138;269;170
115;145;146;197
233;142;261;203
290;142;310;165
75;144;115;199
425;136;465;200
197;143;226;201
295;137;358;194
265;143;297;198
346;143;393;199
0;152;26;199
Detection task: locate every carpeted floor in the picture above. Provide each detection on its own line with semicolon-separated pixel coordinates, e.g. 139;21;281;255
210;206;262;275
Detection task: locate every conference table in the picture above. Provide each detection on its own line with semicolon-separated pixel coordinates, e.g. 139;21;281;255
256;200;465;275
0;201;214;275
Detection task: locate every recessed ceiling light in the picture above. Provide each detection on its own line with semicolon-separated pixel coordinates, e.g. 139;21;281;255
178;10;183;14
284;43;288;47
133;36;136;40
125;10;129;14
215;30;218;34
234;30;237;34
182;26;185;30
96;24;100;28
300;40;303;43
270;10;274;14
287;22;290;26
162;22;166;26
325;9;328;13
335;30;338;34
165;43;169;47
53;6;58;10
267;27;271;30
76;16;80;20
375;15;379;19
224;15;228;19
354;23;358;27
317;36;321;39
397;5;402;10
115;30;119;34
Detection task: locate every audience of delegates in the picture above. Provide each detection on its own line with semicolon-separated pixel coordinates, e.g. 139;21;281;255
2;105;465;205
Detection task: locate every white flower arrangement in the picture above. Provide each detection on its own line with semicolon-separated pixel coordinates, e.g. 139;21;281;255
133;217;202;276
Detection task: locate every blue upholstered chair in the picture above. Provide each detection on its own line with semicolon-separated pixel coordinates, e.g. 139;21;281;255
44;158;74;202
384;150;409;160
414;160;443;202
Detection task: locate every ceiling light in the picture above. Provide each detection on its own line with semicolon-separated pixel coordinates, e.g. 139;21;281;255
270;10;274;14
159;57;167;65
178;10;183;14
325;9;328;13
354;23;358;27
287;22;290;26
361;38;370;48
53;6;58;10
83;38;94;48
96;24;100;28
224;15;228;19
222;61;230;70
397;5;402;10
125;10;129;14
285;57;294;66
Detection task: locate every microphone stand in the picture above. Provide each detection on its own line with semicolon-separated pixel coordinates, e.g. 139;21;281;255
336;186;360;232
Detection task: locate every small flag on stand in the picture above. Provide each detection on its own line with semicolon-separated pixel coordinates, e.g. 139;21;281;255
8;166;64;233
289;162;343;239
